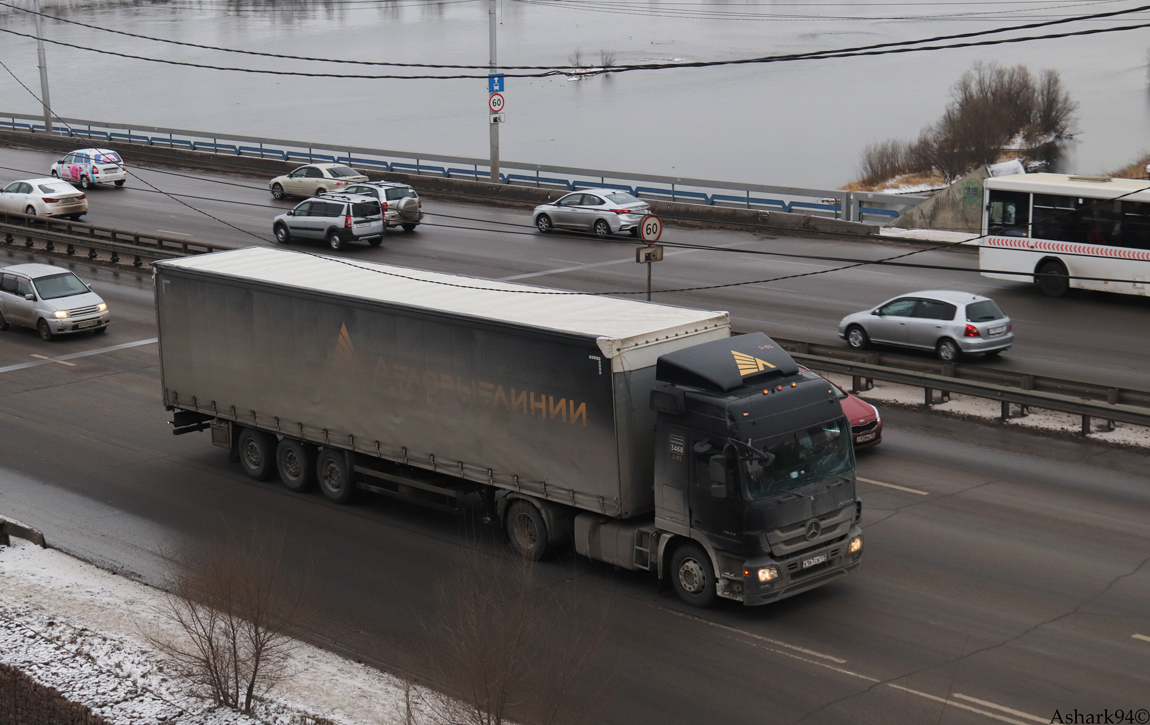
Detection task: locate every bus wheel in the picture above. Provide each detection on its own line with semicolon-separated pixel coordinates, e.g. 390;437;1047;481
1036;260;1069;298
670;542;716;608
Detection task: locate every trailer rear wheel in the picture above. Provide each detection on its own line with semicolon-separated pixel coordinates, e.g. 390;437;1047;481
276;438;316;492
316;450;355;504
238;428;276;481
505;500;548;561
670;542;716;608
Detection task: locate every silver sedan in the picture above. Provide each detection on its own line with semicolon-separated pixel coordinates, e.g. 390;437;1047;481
533;189;651;237
837;290;1013;361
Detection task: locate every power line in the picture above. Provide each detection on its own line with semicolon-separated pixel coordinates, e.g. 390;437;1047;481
1;2;1148;76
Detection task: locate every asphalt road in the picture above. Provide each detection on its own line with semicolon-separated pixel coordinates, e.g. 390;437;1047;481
0;257;1148;725
1;145;1149;390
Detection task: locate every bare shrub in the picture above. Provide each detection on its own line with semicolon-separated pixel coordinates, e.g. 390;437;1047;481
599;49;616;69
420;545;611;725
568;49;584;70
148;525;309;715
851;62;1078;186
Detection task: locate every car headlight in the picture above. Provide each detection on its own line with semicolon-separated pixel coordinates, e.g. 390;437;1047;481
97;302;107;312
849;536;863;554
54;310;69;319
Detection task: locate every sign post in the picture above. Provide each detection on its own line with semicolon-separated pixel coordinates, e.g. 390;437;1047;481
636;216;665;301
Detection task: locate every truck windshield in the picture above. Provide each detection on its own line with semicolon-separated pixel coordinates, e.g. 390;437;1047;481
742;418;854;500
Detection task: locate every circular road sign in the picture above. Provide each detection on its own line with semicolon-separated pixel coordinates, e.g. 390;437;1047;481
488;93;505;113
639;214;663;243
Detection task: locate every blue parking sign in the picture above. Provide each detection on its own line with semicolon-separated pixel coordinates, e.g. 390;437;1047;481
488;74;505;93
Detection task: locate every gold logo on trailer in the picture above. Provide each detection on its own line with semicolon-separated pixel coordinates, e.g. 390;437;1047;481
732;350;775;377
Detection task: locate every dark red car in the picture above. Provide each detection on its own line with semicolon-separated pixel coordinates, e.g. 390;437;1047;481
800;367;882;449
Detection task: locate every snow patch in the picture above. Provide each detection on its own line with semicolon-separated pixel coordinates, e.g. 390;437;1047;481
876;228;981;245
0;539;435;725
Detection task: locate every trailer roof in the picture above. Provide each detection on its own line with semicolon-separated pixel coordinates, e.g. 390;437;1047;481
155;247;729;359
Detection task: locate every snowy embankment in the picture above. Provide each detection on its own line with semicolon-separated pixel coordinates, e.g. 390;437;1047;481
0;537;425;725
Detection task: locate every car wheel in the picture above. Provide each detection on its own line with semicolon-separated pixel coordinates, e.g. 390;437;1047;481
937;338;961;362
368;237;382;247
535;214;553;234
505;500;549;561
327;230;344;251
37;319;54;341
1036;260;1070;298
273;223;291;245
114;180;125;187
846;325;870;351
670;542;716;608
50;169;58;178
80;175;91;189
238;428;277;481
315;187;327;197
24;206;36;216
593;219;612;237
629;227;640;237
94;325;108;334
316;449;355;504
69;214;84;221
0;311;8;331
401;223;417;232
271;183;285;200
276;438;316;492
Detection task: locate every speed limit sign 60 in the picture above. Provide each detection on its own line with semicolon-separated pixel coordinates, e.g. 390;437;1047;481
639;215;663;243
488;93;505;113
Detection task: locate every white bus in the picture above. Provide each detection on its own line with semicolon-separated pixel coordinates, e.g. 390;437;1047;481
980;173;1150;297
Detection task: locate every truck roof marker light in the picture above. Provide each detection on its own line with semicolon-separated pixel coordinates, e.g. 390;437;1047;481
777;385;784;391
792;382;797;387
762;389;769;395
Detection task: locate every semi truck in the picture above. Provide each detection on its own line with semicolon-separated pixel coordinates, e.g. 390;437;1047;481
155;246;863;607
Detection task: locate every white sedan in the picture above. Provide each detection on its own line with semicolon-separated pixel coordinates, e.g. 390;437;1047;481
0;177;87;219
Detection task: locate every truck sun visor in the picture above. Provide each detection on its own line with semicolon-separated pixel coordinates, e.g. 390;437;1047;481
655;332;799;392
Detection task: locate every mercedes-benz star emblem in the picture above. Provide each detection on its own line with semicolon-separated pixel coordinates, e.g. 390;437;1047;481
804;519;821;541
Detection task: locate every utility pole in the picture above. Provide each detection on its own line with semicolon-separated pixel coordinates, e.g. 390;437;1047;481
32;0;53;133
488;0;499;181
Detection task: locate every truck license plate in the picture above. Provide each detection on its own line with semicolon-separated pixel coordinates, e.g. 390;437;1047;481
802;553;827;569
989;325;1006;335
77;319;98;329
856;432;877;443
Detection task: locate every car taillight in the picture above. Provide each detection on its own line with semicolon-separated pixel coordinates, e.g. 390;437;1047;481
610;208;629;214
92;167;99;174
78;194;86;200
381;202;388;211
964;324;980;337
43;197;58;203
344;215;352;228
418;199;422;207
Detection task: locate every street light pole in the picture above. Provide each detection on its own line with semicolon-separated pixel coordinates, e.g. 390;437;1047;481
488;0;499;182
32;0;53;133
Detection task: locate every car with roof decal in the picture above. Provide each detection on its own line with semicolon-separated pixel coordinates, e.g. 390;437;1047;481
51;148;127;189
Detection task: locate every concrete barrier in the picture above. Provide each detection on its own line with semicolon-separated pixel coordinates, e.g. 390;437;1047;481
0;514;46;547
2;130;882;238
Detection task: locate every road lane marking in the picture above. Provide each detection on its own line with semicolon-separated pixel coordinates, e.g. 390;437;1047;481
857;477;929;496
0;338;157;374
156;230;191;236
500;239;754;281
663;608;848;663
888;685;1033;725
30;354;77;367
953;694;1047;723
1133;633;1150;643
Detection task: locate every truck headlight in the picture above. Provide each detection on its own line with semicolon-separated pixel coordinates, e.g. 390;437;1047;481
97;302;107;312
54;310;69;319
757;566;778;582
849;536;863;554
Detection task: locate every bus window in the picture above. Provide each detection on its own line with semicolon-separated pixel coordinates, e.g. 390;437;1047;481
987;190;1029;237
1033;194;1080;244
1120;202;1150;250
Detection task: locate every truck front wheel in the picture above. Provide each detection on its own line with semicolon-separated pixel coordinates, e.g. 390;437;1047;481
505;500;549;561
238;428;276;481
316;450;355;504
670;542;717;608
277;438;316;492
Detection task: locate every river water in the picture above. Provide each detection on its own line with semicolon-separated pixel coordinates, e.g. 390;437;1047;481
1;0;1148;188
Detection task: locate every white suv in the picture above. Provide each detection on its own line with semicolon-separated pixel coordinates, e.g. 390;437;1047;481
342;181;424;232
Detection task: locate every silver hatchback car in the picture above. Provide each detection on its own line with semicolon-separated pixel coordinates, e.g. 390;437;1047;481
0;264;110;340
533;189;651;237
838;290;1013;361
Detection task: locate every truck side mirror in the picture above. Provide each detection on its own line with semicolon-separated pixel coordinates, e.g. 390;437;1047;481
709;458;728;499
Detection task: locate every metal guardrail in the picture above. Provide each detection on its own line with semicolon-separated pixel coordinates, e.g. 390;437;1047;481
0;111;928;223
774;338;1150;433
8;219;1137;432
0;210;233;264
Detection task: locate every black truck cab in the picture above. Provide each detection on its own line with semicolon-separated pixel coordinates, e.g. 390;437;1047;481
651;333;864;605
